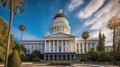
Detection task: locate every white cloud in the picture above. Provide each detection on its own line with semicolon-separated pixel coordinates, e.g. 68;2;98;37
12;26;39;40
90;27;113;45
77;0;105;18
68;0;84;12
85;0;120;45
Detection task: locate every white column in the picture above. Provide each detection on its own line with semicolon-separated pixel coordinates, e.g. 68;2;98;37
83;43;85;54
79;43;80;53
53;40;55;52
86;43;88;52
57;40;59;52
61;40;63;52
45;40;46;52
94;43;96;50
73;41;75;52
70;41;71;52
68;40;69;52
65;40;67;52
49;40;51;52
90;43;92;51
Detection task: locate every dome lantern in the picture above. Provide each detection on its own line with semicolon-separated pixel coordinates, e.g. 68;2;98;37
58;8;62;13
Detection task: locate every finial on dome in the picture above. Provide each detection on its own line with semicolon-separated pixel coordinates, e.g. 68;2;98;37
58;8;62;13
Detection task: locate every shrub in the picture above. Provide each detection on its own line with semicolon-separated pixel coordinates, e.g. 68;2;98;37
7;50;21;67
97;51;112;62
30;50;41;62
86;48;99;61
32;57;41;62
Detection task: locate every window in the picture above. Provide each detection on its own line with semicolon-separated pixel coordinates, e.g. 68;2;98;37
28;49;29;53
63;47;65;52
55;42;57;46
32;44;33;48
88;43;90;51
92;43;95;47
51;48;53;52
51;42;53;46
80;43;82;48
77;44;79;47
77;49;79;53
81;49;82;53
63;42;65;46
59;46;61;52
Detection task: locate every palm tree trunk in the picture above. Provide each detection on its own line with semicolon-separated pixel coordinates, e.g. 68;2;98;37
21;31;23;44
113;28;116;52
85;39;86;53
4;0;13;67
20;31;23;56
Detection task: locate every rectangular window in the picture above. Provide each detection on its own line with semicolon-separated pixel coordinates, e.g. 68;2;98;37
63;42;65;46
64;47;65;52
51;42;53;46
92;43;95;47
55;42;57;46
80;43;82;48
77;44;79;47
81;49;82;53
77;49;79;53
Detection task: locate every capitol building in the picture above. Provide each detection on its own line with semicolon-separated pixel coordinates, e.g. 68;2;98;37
22;9;108;61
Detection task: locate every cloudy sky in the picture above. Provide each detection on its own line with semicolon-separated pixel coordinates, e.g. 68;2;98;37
0;0;120;45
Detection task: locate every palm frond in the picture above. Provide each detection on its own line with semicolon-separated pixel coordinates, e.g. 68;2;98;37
107;16;120;29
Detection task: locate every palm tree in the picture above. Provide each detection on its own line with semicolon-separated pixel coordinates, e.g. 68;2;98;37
82;31;89;53
107;16;120;52
0;0;26;67
19;24;25;56
19;24;25;44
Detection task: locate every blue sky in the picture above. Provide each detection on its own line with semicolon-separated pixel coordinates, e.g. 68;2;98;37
0;0;120;45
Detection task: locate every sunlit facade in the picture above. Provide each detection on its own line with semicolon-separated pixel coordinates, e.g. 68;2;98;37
22;9;99;61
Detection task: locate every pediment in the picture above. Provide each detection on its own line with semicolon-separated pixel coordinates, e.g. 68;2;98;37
45;32;75;38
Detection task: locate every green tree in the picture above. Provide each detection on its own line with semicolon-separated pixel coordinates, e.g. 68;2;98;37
97;51;112;62
86;48;99;61
82;31;89;52
0;46;5;62
13;42;27;61
98;31;105;51
117;40;120;52
30;50;41;62
107;16;120;52
0;17;16;62
19;44;27;61
19;24;26;61
0;0;26;66
7;50;21;67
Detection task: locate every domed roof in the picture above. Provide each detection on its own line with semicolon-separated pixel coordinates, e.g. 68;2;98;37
54;13;66;19
51;8;71;34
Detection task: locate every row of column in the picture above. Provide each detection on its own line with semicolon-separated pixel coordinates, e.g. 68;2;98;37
76;43;96;54
24;43;44;54
52;26;70;34
45;40;74;53
44;54;76;61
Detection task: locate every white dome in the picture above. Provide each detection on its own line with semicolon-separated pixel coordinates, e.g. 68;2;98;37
51;9;71;34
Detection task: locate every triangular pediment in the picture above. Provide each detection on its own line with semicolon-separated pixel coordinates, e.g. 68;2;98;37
45;32;75;38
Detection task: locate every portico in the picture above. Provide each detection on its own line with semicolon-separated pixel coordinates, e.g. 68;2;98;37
45;39;75;53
